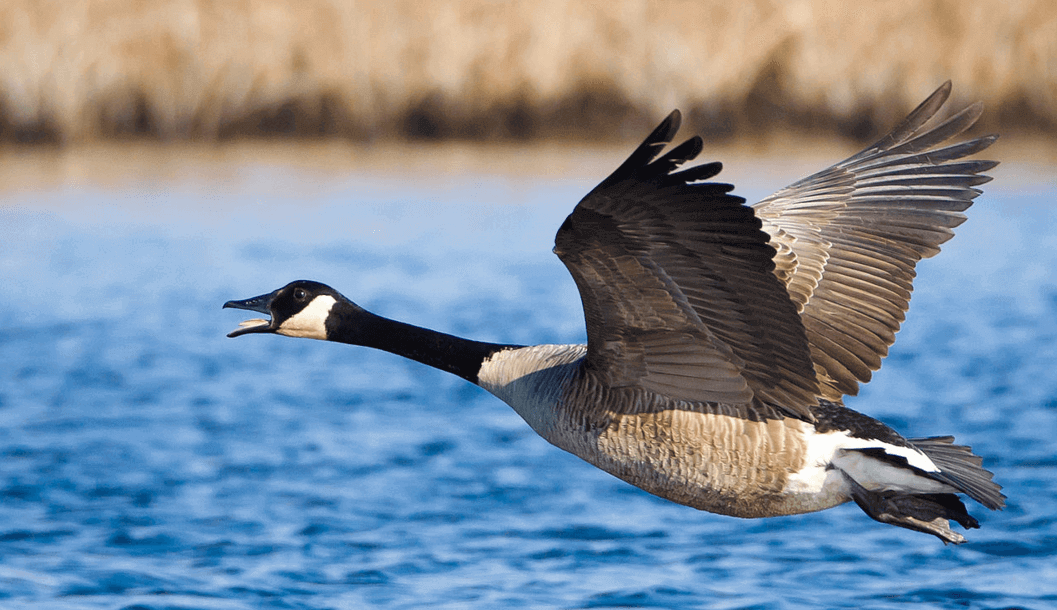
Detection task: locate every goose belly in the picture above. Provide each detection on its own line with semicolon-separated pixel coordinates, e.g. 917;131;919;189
553;404;851;518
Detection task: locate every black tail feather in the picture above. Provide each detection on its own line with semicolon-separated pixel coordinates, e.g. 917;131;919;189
910;436;1006;510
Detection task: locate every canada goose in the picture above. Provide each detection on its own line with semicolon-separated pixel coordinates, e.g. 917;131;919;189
225;81;1004;543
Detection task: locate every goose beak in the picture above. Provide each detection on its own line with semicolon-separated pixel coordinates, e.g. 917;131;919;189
223;289;279;337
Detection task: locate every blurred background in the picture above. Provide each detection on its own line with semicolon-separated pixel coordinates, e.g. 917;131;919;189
1;2;1056;609
0;0;1054;146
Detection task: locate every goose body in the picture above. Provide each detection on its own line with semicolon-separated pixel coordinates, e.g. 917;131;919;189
226;82;1004;543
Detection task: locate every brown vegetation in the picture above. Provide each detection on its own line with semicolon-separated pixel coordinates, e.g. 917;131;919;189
0;0;1053;144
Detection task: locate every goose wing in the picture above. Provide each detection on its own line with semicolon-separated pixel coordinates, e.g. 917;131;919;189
752;81;998;400
554;111;820;421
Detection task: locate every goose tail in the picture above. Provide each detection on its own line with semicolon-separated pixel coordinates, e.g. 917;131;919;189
845;436;1004;544
910;435;1005;510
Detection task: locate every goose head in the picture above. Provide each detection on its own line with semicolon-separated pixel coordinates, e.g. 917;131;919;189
224;280;347;340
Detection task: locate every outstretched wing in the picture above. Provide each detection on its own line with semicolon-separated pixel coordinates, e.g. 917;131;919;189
753;81;997;400
554;111;820;421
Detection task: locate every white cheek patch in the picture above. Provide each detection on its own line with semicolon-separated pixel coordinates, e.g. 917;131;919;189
277;295;337;340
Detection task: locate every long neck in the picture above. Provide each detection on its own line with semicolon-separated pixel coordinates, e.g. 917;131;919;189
327;303;517;384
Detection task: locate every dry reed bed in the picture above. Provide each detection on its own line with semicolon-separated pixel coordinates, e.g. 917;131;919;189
0;0;1053;144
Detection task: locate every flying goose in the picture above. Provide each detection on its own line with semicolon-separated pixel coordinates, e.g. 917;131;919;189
225;82;1004;543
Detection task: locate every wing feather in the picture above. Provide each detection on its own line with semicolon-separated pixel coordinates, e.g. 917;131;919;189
753;81;997;399
555;110;820;420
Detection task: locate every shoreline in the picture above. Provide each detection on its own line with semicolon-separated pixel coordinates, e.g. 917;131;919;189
1;134;1052;199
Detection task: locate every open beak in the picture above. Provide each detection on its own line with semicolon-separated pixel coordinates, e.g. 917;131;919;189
223;289;280;337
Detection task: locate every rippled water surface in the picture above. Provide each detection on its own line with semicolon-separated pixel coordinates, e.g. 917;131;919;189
1;150;1055;609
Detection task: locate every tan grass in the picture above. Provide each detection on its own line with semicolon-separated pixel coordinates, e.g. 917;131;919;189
0;0;1053;144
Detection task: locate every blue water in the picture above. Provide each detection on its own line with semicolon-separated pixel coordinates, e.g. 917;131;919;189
1;157;1056;609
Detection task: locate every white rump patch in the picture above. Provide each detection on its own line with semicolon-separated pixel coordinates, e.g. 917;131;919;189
834;447;953;496
785;426;950;500
277;295;336;340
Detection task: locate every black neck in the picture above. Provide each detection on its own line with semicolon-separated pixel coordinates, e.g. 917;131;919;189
325;301;515;384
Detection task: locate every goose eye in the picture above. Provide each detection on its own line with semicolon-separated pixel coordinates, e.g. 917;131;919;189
293;288;307;301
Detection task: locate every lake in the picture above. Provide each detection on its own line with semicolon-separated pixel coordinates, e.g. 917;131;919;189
0;143;1055;609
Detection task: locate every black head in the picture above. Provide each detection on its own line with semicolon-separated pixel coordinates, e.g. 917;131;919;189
224;280;344;339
